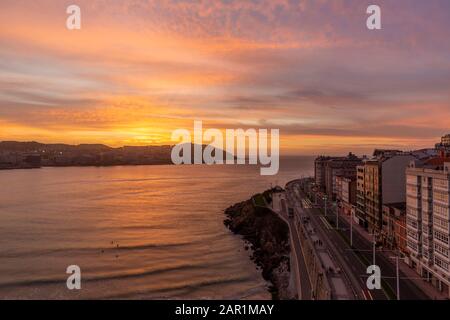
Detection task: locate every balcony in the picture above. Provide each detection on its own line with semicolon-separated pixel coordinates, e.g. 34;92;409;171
406;234;420;244
434;223;450;234
434;250;449;261
406;179;419;187
433;198;450;207
434;237;450;247
433;184;449;192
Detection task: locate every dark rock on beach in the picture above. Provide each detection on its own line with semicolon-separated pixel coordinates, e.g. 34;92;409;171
224;194;293;300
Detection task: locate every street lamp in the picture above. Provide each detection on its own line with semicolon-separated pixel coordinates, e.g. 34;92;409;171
389;254;402;300
369;232;377;266
323;195;328;217
336;200;340;230
390;249;404;300
350;206;355;247
395;255;400;300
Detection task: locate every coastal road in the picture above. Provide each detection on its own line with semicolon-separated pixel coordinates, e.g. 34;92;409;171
272;194;312;300
289;179;429;300
326;204;429;300
285;182;373;300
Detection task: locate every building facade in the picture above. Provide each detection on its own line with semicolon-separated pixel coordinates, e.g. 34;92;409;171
314;156;331;191
381;203;406;253
356;154;416;232
323;153;361;200
406;159;450;298
336;176;356;217
441;134;450;147
394;210;408;255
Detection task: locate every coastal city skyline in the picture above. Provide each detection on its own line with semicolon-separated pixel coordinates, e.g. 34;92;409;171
1;0;450;155
1;0;450;308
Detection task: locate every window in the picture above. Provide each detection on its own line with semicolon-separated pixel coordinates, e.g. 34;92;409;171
434;243;449;258
407;206;419;218
434;257;449;271
434;216;449;231
407;240;418;252
434;179;449;191
407;230;418;240
434;191;449;203
407;185;419;195
406;217;418;228
407;175;418;185
434;230;449;245
434;205;449;219
407;196;421;209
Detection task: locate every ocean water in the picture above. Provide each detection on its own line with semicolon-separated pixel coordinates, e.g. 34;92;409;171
0;157;313;299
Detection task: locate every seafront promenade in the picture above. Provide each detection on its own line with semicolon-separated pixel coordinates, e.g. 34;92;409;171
271;183;359;300
290;178;439;300
271;192;312;300
268;178;447;300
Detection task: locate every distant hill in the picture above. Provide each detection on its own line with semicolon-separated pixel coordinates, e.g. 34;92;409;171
0;141;114;152
0;141;235;168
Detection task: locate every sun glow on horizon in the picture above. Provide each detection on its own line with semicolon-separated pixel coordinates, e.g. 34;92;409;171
1;0;449;155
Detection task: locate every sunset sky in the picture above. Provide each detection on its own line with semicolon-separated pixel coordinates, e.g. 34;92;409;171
0;0;449;155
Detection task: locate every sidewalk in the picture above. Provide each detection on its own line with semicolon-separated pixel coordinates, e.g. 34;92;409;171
339;213;448;300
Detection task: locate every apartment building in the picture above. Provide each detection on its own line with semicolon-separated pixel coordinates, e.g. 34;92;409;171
441;134;450;147
381;202;407;253
325;154;361;200
356;153;416;232
336;176;356;217
315;156;331;191
406;158;450;298
435;133;450;150
314;153;361;199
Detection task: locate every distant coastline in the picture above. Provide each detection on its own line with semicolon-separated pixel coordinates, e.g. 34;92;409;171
0;140;308;170
0;141;231;170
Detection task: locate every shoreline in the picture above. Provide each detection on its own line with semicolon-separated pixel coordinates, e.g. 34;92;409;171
223;190;294;300
0;162;174;171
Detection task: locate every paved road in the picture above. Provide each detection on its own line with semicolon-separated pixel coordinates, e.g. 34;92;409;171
289;179;429;300
274;196;312;300
327;204;429;300
285;182;373;300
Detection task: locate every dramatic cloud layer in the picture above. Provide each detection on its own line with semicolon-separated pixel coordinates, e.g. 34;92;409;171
0;0;449;154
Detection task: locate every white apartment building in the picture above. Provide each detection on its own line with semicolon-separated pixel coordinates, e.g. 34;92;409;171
406;159;450;297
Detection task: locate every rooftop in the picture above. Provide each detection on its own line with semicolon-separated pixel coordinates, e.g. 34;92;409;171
383;202;406;211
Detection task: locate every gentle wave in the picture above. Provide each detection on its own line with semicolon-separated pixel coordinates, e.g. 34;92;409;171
100;275;254;299
0;160;313;299
0;262;223;289
0;242;195;259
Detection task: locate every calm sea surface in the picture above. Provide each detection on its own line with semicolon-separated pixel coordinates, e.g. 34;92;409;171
0;157;313;299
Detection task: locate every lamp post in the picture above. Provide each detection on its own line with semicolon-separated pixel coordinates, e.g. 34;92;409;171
396;255;400;300
372;232;376;266
389;254;402;300
336;201;340;230
350;206;355;247
323;195;328;217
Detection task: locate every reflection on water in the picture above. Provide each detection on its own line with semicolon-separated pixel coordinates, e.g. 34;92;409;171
0;157;313;299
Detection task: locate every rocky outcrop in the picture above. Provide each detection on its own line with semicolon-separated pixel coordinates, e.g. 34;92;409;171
224;195;293;299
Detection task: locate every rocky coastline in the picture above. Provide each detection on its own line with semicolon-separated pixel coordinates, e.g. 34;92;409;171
224;190;294;300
